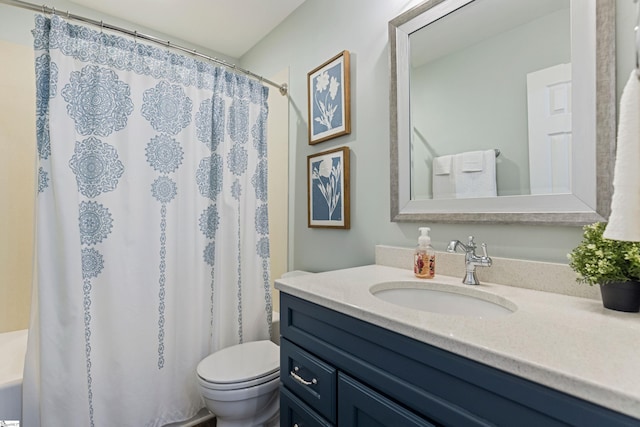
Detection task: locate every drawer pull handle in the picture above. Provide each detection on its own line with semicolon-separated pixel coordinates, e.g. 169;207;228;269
290;368;317;386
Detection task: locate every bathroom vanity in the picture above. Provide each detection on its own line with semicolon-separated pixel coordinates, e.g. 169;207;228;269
276;264;640;426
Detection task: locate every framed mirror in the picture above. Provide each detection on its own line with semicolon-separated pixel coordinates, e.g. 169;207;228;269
389;0;615;225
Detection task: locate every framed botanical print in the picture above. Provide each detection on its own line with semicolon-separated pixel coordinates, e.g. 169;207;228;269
307;50;351;144
307;147;350;229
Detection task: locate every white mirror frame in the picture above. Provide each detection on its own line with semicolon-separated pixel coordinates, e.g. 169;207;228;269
389;0;615;225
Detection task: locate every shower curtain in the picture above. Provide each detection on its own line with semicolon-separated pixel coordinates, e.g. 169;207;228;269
23;14;272;427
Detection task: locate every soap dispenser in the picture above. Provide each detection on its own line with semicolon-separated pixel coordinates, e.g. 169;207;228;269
414;227;436;279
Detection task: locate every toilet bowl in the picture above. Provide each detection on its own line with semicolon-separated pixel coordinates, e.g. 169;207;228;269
196;340;280;427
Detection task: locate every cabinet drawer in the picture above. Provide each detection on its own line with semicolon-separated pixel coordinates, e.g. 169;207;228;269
338;373;436;427
281;338;337;423
280;386;333;427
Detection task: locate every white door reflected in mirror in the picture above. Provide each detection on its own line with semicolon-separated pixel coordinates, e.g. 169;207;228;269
527;63;572;195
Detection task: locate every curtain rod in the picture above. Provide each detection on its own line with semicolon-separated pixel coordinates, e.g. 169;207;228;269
0;0;289;96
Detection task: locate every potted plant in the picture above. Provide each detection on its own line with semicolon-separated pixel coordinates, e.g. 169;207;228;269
568;222;640;312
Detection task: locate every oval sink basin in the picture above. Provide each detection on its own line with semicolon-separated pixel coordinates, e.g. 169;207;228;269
371;281;516;317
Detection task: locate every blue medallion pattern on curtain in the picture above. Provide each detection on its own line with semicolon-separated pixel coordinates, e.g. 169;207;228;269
142;81;193;135
37;166;49;193
34;51;56;193
68;77;128;425
79;201;113;245
143;91;187;368
196;96;224;336
26;14;273;427
63;65;134;136
69;136;125;197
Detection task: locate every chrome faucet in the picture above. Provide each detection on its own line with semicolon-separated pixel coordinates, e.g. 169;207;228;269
446;236;492;285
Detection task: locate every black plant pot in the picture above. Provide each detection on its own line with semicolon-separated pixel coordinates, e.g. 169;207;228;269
599;281;640;312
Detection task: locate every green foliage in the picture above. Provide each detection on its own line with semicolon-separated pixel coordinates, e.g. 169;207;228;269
568;222;640;285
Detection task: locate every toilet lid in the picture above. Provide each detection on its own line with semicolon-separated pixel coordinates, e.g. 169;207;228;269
197;340;279;384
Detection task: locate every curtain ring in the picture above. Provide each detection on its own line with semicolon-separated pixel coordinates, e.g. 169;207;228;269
100;20;104;32
41;4;45;14
133;30;137;44
52;6;56;15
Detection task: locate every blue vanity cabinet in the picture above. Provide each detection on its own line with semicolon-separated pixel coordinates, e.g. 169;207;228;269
338;373;436;426
280;386;333;427
280;337;337;423
279;292;640;427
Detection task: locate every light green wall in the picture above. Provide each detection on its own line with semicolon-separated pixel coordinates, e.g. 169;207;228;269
241;0;636;271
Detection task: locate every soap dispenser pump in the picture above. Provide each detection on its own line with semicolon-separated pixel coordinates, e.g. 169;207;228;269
414;227;435;279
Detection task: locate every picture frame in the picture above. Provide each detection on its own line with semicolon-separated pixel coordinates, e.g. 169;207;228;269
307;50;351;145
308;147;350;229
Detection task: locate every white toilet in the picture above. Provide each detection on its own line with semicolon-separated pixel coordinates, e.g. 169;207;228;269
196;272;313;426
196;340;280;427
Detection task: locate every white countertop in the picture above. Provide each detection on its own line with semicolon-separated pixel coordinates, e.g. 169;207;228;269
275;265;640;419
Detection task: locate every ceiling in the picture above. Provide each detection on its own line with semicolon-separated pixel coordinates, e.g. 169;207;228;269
67;0;307;59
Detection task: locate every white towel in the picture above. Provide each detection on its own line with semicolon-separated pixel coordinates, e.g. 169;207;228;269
461;150;484;172
432;155;455;199
433;155;452;175
604;71;640;241
453;149;497;198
